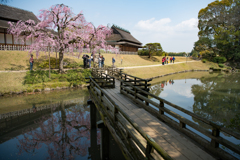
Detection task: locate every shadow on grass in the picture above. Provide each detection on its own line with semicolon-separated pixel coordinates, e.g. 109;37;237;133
33;56;83;69
5;64;25;71
138;56;160;62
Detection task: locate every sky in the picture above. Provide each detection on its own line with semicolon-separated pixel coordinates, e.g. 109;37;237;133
5;0;214;52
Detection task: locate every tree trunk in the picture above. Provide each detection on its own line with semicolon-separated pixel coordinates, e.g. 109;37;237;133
49;50;51;78
55;49;58;69
59;50;64;73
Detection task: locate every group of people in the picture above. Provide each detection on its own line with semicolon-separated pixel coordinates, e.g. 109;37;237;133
82;53;116;69
82;54;93;69
98;54;105;68
162;56;175;65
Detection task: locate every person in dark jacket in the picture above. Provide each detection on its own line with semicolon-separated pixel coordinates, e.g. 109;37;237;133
82;54;87;69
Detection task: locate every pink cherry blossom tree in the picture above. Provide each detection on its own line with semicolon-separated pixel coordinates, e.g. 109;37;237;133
8;4;118;73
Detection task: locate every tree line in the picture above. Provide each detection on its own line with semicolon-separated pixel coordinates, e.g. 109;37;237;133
194;0;240;62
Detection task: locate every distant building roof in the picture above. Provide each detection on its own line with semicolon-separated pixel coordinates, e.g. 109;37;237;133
106;25;142;47
0;4;39;29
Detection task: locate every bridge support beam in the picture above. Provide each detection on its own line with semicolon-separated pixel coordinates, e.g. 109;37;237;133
97;120;109;160
88;99;97;129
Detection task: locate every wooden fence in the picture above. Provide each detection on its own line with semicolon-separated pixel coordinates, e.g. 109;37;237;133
0;45;138;55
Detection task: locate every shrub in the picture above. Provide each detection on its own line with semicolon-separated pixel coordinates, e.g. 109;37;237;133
213;56;227;63
202;59;206;63
218;64;225;68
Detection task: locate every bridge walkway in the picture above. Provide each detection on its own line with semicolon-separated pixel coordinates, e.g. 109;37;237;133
102;80;215;160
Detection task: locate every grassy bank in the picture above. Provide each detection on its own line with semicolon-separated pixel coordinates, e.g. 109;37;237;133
0;69;91;94
0;50;191;70
0;51;84;70
123;61;218;79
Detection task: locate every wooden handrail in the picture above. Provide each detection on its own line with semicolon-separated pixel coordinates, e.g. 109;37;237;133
120;79;240;157
88;77;173;160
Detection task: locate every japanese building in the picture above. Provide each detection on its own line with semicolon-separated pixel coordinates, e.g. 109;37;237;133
0;4;39;46
106;25;142;53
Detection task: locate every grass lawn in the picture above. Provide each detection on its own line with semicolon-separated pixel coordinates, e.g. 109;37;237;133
123;61;219;79
0;72;27;93
0;50;193;70
0;50;84;71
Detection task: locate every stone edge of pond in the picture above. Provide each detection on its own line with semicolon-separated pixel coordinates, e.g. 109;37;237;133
0;84;88;97
146;69;239;80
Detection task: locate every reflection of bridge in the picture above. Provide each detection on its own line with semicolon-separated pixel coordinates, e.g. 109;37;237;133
87;66;240;160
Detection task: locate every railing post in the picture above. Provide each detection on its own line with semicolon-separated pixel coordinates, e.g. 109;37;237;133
134;88;137;99
120;73;123;86
134;77;136;85
114;106;118;122
159;101;164;115
180;121;186;128
113;77;115;88
211;128;220;148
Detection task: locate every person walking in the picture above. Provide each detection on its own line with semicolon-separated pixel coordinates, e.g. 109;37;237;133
29;54;34;71
166;57;169;64
82;54;87;68
173;56;175;63
170;56;173;63
101;55;105;68
121;56;123;65
112;57;115;67
162;57;165;65
98;55;102;68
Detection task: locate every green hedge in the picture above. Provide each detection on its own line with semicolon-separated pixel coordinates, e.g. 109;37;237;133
213;56;227;63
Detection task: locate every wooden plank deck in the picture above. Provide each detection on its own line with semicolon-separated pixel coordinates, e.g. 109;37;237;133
102;79;215;160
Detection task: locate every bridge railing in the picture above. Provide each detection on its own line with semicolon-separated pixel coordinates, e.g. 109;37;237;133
120;79;240;160
94;65;153;91
87;68;115;88
88;77;173;160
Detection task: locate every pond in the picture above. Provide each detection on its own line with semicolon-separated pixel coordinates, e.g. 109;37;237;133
0;89;124;160
149;71;240;158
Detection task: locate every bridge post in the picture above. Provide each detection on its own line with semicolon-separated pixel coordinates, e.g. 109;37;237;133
159;101;164;115
97;120;109;160
88;99;97;129
211;128;220;148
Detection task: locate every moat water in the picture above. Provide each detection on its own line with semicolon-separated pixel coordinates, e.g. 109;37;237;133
0;72;239;159
149;71;240;158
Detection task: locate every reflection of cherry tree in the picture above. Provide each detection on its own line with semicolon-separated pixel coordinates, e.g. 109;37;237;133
17;102;97;159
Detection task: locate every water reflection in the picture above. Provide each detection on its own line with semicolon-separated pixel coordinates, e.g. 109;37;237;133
150;72;240;132
191;73;240;131
17;102;95;159
0;89;102;160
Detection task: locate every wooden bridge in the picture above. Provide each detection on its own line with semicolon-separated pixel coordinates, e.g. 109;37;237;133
87;66;240;160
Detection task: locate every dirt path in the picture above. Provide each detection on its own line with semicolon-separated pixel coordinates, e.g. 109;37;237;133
118;61;200;69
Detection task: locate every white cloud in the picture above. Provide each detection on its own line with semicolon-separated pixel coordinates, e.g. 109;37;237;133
133;17;199;52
